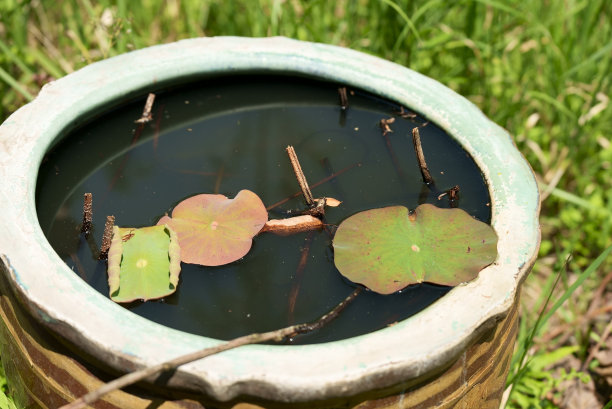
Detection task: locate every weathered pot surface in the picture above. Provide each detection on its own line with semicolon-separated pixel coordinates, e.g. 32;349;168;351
0;37;539;403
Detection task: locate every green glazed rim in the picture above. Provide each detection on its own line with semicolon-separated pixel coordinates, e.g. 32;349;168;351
0;37;540;402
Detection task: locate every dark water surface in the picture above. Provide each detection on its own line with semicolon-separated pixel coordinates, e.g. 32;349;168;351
36;75;491;344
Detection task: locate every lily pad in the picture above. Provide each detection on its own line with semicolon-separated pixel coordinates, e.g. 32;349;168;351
332;203;498;294
157;189;268;266
107;224;181;303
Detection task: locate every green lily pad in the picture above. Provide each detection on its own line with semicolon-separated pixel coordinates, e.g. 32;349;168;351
157;189;268;266
107;224;181;303
332;203;498;294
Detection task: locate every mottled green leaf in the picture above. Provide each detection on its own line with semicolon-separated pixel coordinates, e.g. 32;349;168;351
157;189;268;266
333;204;497;294
107;224;181;303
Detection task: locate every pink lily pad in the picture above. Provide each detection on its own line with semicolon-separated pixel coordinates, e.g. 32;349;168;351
332;203;498;294
157;189;268;266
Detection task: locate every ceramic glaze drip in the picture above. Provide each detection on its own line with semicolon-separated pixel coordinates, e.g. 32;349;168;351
36;75;491;344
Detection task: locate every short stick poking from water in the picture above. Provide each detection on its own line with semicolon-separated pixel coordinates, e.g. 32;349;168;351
338;87;349;110
412;127;434;185
99;215;115;260
134;93;155;124
286;145;315;207
81;193;92;236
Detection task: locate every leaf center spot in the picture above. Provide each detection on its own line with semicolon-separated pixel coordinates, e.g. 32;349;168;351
136;259;148;269
411;244;420;252
210;221;219;230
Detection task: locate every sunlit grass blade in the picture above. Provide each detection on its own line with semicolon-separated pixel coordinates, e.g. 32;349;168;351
0;67;34;101
507;244;612;394
378;0;421;43
526;90;577;121
506;255;568;387
0;39;33;77
540;244;612;326
27;48;66;79
565;40;612;77
545;185;611;217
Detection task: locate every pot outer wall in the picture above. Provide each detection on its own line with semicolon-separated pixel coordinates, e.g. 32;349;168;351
0;37;540;407
0;261;519;408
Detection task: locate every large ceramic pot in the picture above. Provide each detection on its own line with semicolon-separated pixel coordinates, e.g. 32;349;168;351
0;37;539;408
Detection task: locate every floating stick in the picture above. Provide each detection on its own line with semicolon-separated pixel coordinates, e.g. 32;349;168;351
60;287;362;409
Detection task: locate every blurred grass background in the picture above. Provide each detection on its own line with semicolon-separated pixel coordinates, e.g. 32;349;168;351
0;0;611;407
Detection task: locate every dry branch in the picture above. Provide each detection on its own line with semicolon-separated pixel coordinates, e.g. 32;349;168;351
412;127;434;185
338;87;349;110
380;117;395;136
60;287;362;409
135;93;156;124
286;145;314;206
99;215;115;260
81;193;92;235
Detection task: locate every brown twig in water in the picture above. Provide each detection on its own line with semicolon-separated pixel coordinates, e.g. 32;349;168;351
380;117;395;136
60;287;362;409
448;185;460;207
99;216;115;260
448;185;460;201
294;287;362;334
286;145;314;207
135;93;156;124
437;185;460;206
412;127;434;185
395;106;417;119
81;193;92;236
338;87;349;110
266;162;361;211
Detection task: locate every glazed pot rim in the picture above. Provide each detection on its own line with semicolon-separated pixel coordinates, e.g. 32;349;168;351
0;37;540;402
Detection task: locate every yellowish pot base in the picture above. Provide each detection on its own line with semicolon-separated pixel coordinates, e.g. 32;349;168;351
0;260;518;409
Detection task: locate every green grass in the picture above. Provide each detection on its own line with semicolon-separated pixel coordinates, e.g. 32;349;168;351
1;0;611;407
0;358;17;409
